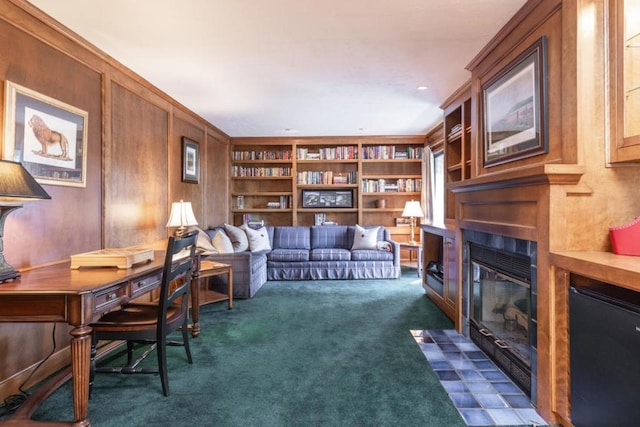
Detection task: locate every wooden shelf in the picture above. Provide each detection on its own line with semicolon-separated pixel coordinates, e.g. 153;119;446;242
296;183;358;188
231;159;292;164
232;176;291;180
361;208;404;213
231;137;425;232
232;208;292;213
297;159;358;164
551;251;640;293
298;208;358;213
362;158;422;163
231;191;292;196
442;81;471;221
362;192;420;196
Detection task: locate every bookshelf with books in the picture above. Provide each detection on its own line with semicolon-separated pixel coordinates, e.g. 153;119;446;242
441;81;471;222
360;140;423;235
230;137;425;232
295;142;359;226
230;142;294;226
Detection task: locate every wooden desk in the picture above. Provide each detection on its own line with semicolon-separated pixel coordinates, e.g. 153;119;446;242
399;242;423;277
0;253;167;426
189;259;232;337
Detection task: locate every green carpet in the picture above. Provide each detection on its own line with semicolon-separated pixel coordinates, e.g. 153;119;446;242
31;269;465;426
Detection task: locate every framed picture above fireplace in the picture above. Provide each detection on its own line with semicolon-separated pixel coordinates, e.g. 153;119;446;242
482;36;548;167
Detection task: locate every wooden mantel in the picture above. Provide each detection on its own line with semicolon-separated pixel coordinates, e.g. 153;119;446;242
449;164;585;193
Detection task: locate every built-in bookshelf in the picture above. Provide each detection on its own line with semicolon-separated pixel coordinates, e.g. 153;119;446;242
441;81;471;222
360;141;423;238
230;137;425;233
230;142;294;226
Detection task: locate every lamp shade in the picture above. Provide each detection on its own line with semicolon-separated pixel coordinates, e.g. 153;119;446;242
0;160;51;203
166;200;198;228
402;200;424;218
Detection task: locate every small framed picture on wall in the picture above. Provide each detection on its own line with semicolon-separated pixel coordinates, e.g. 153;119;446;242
182;137;200;183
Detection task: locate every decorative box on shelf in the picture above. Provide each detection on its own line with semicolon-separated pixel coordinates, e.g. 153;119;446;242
70;247;155;269
609;217;640;256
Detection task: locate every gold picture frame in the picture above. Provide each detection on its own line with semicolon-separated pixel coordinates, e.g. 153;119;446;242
3;81;88;187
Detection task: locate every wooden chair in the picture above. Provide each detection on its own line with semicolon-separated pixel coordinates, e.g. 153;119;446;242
90;230;198;396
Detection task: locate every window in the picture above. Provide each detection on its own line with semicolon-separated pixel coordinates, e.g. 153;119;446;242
432;151;445;224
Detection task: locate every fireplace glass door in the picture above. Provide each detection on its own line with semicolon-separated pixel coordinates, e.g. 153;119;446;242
471;261;532;368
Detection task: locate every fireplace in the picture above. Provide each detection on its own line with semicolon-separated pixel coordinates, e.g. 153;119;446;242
462;231;538;403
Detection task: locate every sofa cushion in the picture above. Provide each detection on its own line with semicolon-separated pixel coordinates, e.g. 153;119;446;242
211;229;234;254
268;248;310;262
241;225;272;252
310;248;351;261
272;226;310;250
351;250;394;262
311;225;352;249
224;223;249;252
351;225;380;250
193;227;217;255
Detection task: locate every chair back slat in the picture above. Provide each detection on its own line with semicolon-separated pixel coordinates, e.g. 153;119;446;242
159;230;198;324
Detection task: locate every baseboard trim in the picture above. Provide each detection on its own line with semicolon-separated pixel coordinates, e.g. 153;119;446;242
0;341;125;401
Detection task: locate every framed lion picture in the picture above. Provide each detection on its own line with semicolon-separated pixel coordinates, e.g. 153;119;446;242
3;81;88;187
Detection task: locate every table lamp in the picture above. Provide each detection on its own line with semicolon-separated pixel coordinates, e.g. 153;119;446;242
402;200;424;245
0;160;51;282
166;200;198;237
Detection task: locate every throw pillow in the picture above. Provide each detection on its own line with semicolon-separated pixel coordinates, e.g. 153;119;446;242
211;230;234;254
351;225;380;250
376;241;392;252
240;224;272;252
224;223;249;252
194;227;217;255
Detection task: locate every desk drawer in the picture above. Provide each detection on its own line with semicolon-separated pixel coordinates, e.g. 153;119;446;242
130;272;162;298
94;285;128;313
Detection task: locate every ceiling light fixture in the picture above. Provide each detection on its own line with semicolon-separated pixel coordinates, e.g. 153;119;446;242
417;85;429;91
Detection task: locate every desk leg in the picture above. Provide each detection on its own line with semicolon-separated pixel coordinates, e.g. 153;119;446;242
190;277;201;338
227;269;233;310
70;325;92;425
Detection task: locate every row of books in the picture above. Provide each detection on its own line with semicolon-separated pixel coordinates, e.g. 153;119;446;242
449;123;463;137
265;196;293;209
232;146;423;162
235;195;292;209
231;166;291;177
395;217;412;227
232;150;293;160
240;214;265;229
296;171;358;185
361;146;423;160
361;178;422;193
313;213;338;226
296;146;357;160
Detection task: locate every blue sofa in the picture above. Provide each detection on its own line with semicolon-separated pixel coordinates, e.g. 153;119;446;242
267;225;400;280
202;225;400;299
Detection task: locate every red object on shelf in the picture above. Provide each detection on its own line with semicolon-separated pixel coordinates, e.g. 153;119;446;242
609;217;640;256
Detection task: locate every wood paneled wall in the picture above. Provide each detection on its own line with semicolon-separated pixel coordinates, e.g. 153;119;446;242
0;0;230;396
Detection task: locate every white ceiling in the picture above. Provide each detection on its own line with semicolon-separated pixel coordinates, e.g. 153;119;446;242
27;0;526;138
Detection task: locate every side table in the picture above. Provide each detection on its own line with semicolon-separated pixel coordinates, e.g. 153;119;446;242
399;242;423;277
190;258;233;337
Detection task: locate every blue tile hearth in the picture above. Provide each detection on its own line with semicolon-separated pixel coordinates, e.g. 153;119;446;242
411;329;548;427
